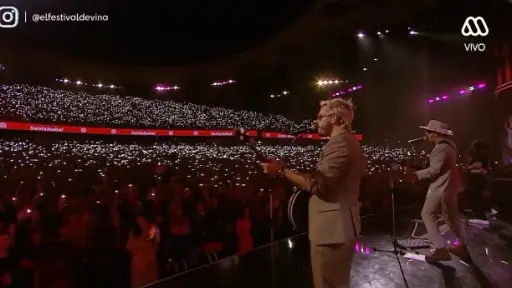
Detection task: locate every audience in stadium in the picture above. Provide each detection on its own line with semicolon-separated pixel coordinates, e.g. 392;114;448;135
0;84;312;131
0;83;507;288
0;135;421;288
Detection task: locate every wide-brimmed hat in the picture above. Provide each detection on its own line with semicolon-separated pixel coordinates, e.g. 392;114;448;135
419;120;454;136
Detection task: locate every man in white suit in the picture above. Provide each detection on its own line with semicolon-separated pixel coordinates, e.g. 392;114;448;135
406;120;469;263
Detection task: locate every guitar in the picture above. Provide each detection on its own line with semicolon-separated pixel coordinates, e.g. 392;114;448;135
234;128;309;232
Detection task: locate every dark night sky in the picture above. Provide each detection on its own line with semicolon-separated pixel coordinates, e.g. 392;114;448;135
0;0;511;142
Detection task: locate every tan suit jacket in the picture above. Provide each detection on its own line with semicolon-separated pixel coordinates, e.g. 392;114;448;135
415;140;463;198
307;131;366;246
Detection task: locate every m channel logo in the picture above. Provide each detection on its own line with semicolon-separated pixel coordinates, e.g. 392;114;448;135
461;16;489;52
0;6;19;28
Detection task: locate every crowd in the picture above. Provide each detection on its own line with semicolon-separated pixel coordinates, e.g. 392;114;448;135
0;85;312;131
1;83;507;288
0;135;423;288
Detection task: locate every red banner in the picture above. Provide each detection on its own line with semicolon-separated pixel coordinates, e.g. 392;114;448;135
0;121;362;141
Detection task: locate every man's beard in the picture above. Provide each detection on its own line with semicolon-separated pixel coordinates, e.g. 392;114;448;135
317;129;328;137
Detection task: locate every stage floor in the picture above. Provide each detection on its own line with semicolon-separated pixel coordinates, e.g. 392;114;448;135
147;217;512;288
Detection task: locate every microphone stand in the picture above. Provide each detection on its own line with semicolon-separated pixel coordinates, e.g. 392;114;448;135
372;172;411;288
254;133;303;244
371;138;427;288
268;176;275;244
240;135;277;285
268;133;303;287
267;174;277;288
239;128;306;288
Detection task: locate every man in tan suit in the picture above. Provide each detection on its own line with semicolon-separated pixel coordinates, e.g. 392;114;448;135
261;98;366;288
405;120;469;263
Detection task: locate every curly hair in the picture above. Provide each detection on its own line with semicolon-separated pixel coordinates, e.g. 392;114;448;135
320;98;355;129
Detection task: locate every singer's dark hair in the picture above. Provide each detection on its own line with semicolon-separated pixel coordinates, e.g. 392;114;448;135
467;139;489;162
468;139;489;153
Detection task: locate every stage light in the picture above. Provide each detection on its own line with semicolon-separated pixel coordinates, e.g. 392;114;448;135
409;30;419;35
362;68;368;71
270;90;289;99
155;85;180;92
428;95;449;103
287;238;293;249
354;242;372;255
374;58;378;61
211;80;235;87
428;82;487;103
385;30;389;33
93;83;118;89
0;65;5;70
57;79;87;86
377;31;382;35
357;32;364;38
317;80;342;86
332;84;363;97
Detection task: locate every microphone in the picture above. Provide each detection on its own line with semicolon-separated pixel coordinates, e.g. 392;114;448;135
408;136;426;143
289;123;317;135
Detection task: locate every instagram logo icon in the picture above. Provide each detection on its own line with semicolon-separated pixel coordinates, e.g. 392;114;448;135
0;7;19;28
